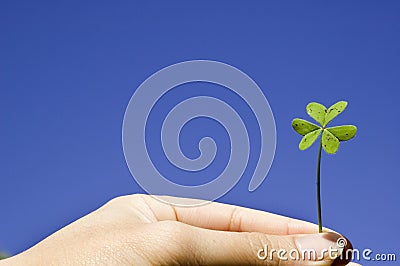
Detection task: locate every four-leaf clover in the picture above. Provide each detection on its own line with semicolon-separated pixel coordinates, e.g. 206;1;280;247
292;101;357;154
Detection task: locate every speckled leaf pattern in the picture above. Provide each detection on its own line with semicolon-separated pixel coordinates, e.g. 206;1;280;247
306;102;327;126
292;118;320;136
324;101;347;126
327;125;357;141
322;129;340;154
294;101;356;154
299;129;322;150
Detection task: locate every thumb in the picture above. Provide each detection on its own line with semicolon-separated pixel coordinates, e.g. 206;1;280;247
172;224;353;266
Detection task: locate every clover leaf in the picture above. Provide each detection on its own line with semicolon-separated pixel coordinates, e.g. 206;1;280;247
292;100;357;232
292;101;356;154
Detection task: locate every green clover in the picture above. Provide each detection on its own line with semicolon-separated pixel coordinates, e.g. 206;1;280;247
292;101;357;154
292;101;357;233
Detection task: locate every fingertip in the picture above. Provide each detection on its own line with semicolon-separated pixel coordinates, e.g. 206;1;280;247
328;234;353;266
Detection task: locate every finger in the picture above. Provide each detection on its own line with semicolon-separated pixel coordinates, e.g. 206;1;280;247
152;221;352;266
139;194;320;235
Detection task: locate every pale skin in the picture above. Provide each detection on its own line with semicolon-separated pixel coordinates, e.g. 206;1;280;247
1;194;360;265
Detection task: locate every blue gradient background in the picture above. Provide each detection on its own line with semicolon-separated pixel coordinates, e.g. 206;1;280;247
1;1;399;264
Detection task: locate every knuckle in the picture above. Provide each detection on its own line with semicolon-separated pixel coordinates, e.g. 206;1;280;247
228;207;245;231
103;194;147;208
245;233;297;266
151;221;198;261
237;232;273;265
246;232;272;252
157;220;191;239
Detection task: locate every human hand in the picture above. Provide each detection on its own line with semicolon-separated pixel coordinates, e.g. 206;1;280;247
2;194;359;265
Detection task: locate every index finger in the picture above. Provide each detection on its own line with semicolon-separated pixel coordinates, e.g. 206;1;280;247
139;194;321;235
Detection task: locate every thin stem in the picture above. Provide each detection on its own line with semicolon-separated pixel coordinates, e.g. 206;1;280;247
316;140;323;233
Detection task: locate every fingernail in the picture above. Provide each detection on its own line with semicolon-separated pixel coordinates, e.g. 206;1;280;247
295;232;352;264
331;235;353;266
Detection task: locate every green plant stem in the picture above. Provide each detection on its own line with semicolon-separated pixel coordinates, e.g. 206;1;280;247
316;140;323;233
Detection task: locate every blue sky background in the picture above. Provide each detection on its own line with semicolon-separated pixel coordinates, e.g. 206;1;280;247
1;1;399;264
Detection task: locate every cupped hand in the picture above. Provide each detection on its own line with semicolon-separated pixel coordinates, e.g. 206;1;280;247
2;194;359;265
